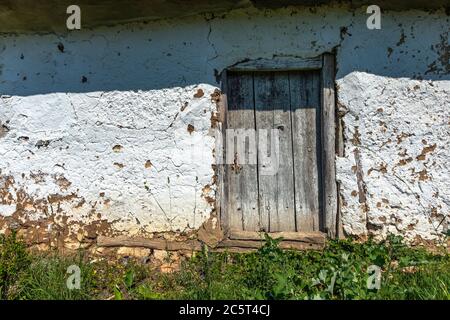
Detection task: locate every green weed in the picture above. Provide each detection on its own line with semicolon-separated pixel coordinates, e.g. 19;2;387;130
0;231;30;299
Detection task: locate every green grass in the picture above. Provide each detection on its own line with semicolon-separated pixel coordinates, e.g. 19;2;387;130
0;232;448;300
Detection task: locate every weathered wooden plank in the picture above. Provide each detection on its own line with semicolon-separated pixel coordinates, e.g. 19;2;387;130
289;71;321;232
213;247;258;253
321;53;338;238
229;56;322;72
97;235;324;252
254;72;296;232
218;71;229;232
218;239;323;250
226;72;259;231
97;236;202;251
229;229;325;244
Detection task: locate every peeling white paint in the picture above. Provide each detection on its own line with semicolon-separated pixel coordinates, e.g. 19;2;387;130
337;72;449;242
0;86;217;234
0;204;16;217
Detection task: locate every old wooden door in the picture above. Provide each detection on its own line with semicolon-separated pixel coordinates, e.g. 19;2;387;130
225;70;322;233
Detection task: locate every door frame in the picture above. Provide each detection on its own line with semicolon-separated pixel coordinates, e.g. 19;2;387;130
216;53;338;238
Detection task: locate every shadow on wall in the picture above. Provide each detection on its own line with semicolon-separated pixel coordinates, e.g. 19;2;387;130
0;8;449;96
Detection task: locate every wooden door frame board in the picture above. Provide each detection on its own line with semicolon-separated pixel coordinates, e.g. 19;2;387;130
217;53;338;240
320;53;338;238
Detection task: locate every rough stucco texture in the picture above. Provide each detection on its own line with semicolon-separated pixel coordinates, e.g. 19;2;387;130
336;73;449;242
0;86;217;236
0;6;449;243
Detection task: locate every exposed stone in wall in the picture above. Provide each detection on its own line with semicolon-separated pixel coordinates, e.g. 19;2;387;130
336;72;449;243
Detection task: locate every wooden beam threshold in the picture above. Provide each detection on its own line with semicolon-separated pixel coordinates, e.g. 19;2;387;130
97;236;202;251
97;231;325;253
222;230;326;251
228;230;325;243
218;239;322;251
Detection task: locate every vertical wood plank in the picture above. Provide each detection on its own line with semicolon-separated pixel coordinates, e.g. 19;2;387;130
321;53;337;238
218;71;228;233
289;71;321;231
254;72;296;232
226;72;259;231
